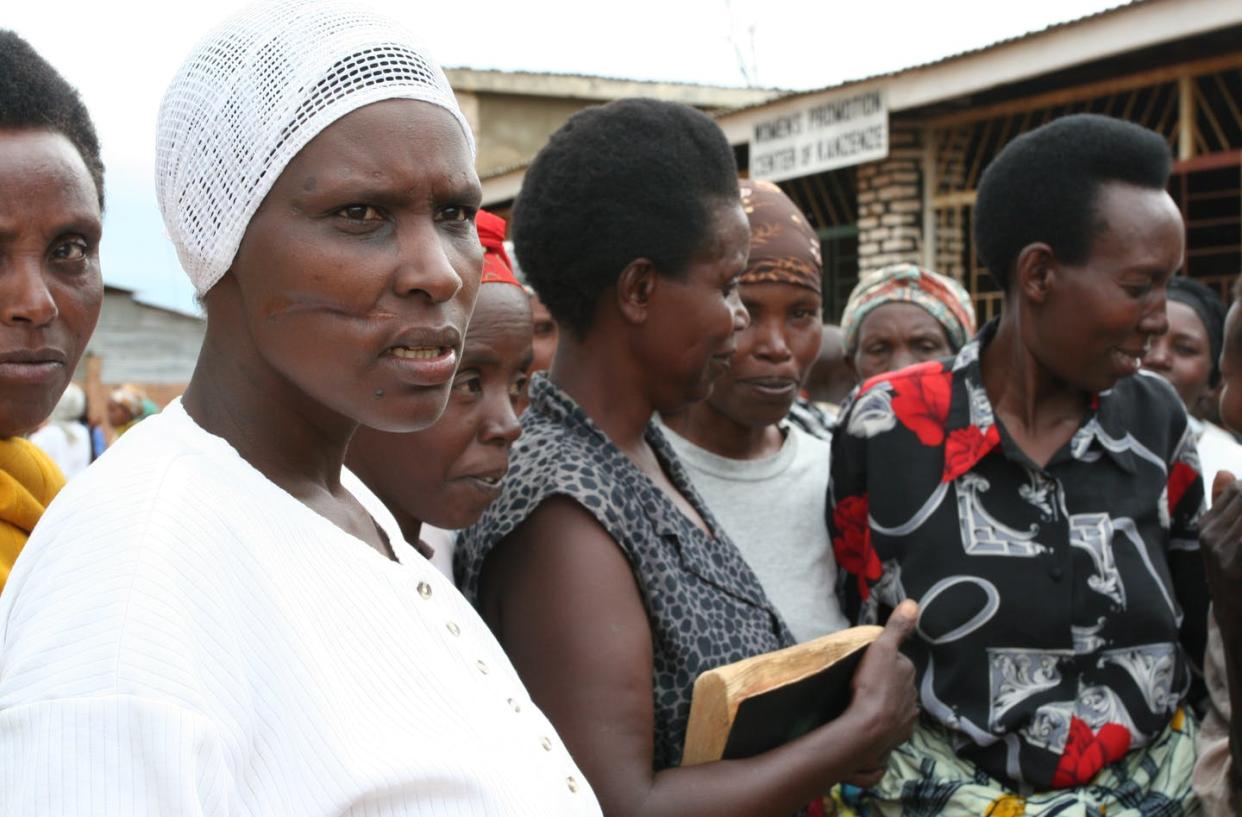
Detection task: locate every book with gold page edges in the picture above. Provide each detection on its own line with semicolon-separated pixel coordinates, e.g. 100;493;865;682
681;625;883;765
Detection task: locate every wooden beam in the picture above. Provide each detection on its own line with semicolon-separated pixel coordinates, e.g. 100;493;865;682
922;128;937;269
1179;74;1197;160
931;190;978;209
921;52;1242;129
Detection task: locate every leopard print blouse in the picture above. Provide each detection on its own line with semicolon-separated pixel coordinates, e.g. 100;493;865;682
456;375;794;770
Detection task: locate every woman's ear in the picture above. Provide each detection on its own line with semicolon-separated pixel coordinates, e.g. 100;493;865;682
1015;242;1057;305
615;258;657;326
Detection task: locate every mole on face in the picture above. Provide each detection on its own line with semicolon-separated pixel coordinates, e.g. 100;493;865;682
302;176;316;192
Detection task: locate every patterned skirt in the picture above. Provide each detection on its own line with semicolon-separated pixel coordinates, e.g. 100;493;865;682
835;711;1201;817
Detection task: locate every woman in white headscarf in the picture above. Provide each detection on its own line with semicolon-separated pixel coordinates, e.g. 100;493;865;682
27;383;90;479
0;3;602;815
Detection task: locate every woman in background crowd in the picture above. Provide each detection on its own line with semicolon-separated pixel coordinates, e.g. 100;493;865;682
1144;276;1242;499
831;113;1205;815
1195;274;1242;816
0;4;603;814
0;32;105;591
658;178;849;644
457;98;918;817
349;210;532;577
29;384;91;479
105;383;147;438
840;262;976;381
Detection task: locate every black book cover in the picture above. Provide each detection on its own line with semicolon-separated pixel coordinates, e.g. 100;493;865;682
720;643;867;760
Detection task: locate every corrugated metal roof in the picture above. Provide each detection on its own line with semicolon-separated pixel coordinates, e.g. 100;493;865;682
718;0;1148;119
445;66;790;95
478;0;1158;182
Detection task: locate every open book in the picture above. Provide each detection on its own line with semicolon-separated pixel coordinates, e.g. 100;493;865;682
681;625;883;765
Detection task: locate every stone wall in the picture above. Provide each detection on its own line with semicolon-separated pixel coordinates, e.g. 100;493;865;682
855;126;923;276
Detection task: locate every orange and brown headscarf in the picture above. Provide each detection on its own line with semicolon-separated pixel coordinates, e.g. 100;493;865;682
738;178;822;294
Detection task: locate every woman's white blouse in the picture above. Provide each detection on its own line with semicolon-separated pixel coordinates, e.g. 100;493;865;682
0;399;601;816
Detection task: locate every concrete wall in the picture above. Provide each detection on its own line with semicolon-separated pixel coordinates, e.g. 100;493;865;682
77;291;205;385
471;93;590;178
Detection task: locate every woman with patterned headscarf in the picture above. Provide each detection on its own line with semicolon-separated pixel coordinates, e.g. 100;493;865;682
658;178;852;645
841;263;976;381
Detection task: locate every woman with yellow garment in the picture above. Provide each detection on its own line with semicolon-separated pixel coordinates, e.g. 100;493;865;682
0;31;106;590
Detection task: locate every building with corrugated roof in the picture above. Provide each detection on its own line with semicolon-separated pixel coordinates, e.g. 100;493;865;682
476;0;1242;322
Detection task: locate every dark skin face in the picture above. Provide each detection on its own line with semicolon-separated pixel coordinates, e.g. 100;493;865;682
528;290;558;375
1143;300;1214;412
982;181;1183;469
1021;182;1182;395
0;129;103;438
849;302;954;382
106;399;133;429
632;200;753;417
222;100;482;434
348;283;533;540
663;281;822;459
183;100;482;556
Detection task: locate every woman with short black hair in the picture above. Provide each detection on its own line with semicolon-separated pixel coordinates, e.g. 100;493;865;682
456;98;918;817
831;113;1206;815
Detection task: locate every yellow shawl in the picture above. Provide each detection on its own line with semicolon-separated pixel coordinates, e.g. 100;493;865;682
0;437;65;592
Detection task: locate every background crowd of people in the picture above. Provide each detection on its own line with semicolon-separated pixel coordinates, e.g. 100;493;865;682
2;2;1242;816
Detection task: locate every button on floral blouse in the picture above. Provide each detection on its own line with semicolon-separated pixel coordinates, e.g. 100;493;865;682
828;320;1209;791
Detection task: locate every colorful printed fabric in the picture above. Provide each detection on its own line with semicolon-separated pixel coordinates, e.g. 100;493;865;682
0;437;65;593
864;714;1201;816
840;264;976;352
828;319;1209;793
739;179;822;294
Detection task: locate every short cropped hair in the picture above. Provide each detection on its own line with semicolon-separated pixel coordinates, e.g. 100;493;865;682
511;98;739;338
974;113;1171;292
0;30;105;207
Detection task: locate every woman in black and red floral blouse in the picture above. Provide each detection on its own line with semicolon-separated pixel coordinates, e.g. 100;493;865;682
829;114;1208;815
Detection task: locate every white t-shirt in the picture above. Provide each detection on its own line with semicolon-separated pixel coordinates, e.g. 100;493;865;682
27;422;91;479
655;418;850;642
0;399;601;817
1194;419;1242;507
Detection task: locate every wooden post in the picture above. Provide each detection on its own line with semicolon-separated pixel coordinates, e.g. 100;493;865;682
83;353;106;428
1178;73;1196;162
922;127;938;270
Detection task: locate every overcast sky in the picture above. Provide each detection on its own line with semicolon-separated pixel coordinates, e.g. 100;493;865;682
7;0;1123;314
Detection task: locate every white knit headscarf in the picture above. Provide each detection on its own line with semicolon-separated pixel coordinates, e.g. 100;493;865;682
155;0;475;295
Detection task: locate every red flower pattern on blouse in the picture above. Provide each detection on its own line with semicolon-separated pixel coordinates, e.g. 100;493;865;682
942;424;1001;483
888;362;953;446
1050;717;1132;788
1166;461;1199;516
831;494;882;600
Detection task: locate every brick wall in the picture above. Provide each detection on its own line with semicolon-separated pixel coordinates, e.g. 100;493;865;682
855;126;923;275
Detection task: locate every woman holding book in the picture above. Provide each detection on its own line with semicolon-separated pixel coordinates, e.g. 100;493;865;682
456;98;918;817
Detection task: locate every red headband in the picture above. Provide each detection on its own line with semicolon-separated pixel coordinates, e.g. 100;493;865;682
477;210;522;288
